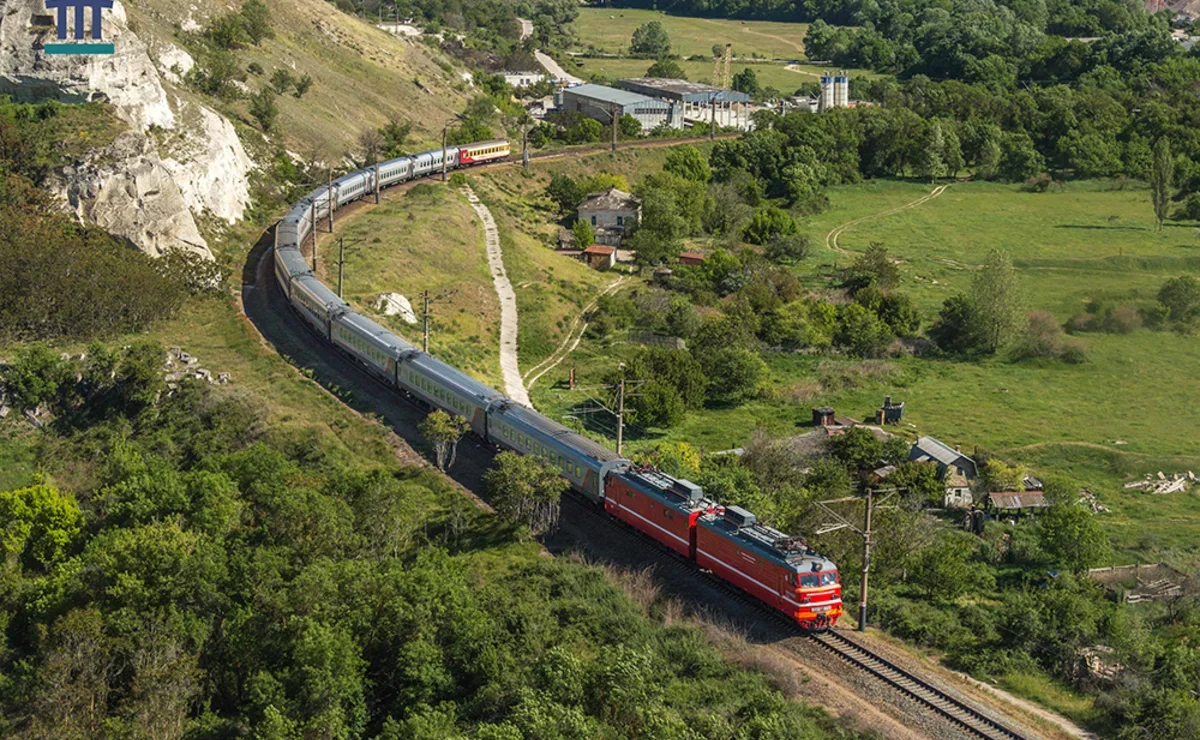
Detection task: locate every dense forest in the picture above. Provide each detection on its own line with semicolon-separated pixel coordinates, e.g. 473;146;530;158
0;345;870;738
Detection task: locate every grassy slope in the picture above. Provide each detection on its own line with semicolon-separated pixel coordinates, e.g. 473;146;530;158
574;8;809;59
128;0;469;158
319;184;503;387
568;56;850;94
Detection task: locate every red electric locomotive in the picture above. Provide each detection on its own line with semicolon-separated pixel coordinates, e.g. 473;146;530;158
604;466;842;630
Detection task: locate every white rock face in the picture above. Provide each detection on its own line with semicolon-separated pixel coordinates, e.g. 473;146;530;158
59;132;210;258
160;104;252;224
376;293;419;325
0;0;254;258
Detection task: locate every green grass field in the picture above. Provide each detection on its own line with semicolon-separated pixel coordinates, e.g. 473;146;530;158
573;8;809;59
566;56;853;94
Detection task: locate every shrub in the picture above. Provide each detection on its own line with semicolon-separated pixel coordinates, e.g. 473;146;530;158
1011;311;1063;360
270;68;295;95
249;88;278;131
247;62;264;76
448;172;467;188
1060;340;1088;364
293;74;313;98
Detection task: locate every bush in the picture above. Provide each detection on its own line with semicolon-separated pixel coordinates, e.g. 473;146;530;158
270;68;295;95
247;62;264;76
293;74;313;98
249;88;278;131
741;207;796;245
1011;311;1063;360
448;172;467;187
764;233;811;263
1060;340;1088;364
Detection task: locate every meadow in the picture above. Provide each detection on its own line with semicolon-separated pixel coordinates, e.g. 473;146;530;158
564;56;850;94
573;7;809;59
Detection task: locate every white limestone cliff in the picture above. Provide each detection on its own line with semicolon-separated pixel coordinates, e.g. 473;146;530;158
0;0;254;259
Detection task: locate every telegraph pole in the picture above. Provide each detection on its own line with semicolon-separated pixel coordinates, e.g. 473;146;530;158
859;488;873;631
374;158;380;204
709;93;716;140
338;237;345;297
441;126;448;182
421;287;458;352
814;487;898;633
522;119;530;173
610;102;618;152
327;167;334;232
423;289;431;351
616;375;626;455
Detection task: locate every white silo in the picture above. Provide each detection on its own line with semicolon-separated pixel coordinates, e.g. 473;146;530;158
819;75;834;112
834;74;849;107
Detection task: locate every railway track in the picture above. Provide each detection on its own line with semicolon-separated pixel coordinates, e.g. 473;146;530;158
809;630;1032;740
562;489;1035;740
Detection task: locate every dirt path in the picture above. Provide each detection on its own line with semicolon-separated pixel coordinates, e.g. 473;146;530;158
698;18;806;55
464;186;530;406
534;50;583;85
825;183;950;256
784;63;821;78
524;275;628;390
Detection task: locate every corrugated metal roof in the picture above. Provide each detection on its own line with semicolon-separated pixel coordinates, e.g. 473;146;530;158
617;77;751;103
988;491;1048;509
563;83;660;108
911;435;972;467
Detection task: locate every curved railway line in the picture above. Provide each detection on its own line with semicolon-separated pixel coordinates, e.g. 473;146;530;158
253;132;1045;740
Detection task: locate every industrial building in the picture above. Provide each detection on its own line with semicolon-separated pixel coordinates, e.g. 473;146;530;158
502;71;546;88
615;78;751;130
558;84;679;132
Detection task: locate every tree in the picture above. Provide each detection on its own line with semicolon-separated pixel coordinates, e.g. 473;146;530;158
0;484;83;570
972;249;1025;354
418;410;469;470
646;58;686;79
741;206;797;245
4;343;74;409
618;114;642;138
663;145;710;183
379;118;411;157
920;120;946;183
546;173;584;213
240;0;272;44
1151;136;1174;231
270;68;295;95
843;243;900;292
484;452;569;535
731;68;762;97
630;21;670;58
929;293;986;354
877;293;920;336
907;534;978;600
702;348;765;404
572;218;595;249
293;74;313;98
1038;503;1111;574
1158;275;1200;322
835;302;892;356
358;127;384;165
250;88;279;131
829;426;884;471
765;233;811;263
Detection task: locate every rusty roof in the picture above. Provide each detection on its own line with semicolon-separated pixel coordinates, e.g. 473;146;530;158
988;491;1048;510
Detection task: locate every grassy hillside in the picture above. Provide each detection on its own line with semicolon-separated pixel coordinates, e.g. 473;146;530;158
129;0;470;158
318;183;503;387
573;8;809;59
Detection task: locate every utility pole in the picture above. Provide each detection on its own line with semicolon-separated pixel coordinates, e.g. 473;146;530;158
374;157;380;204
421;287;458;353
441;126;448;182
338;236;345;297
522;118;530;173
709;93;716;140
309;197;316;265
327;167;334;233
859;488;873;631
814;488;898;633
616;375;626;455
610;102;618;152
312;231;318;271
423;289;431;351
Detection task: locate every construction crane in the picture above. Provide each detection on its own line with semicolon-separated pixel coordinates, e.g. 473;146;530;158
712;43;733;89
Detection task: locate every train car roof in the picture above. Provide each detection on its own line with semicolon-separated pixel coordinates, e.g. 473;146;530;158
406;352;506;403
462;139;509;149
699;514;837;574
275;246;311;276
334;312;417;355
380;156;412;169
282;202;310;221
334;171;367;186
496;403;626;464
293;274;348;310
616;467;712;512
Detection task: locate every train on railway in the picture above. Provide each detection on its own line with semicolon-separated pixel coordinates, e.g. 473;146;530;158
271;137;843;629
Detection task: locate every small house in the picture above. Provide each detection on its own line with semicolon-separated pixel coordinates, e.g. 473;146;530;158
577;188;641;246
582;244;616;271
911;436;977;480
679;251;707;266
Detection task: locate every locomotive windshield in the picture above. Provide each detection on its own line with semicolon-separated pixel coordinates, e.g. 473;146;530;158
799;570;839;589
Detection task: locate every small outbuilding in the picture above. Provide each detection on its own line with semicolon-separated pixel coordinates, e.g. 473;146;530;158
679;251;707;266
582;244;617;271
911;436;977;480
987;491;1048;513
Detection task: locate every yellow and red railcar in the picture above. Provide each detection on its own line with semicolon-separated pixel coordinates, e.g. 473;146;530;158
457;139;511;166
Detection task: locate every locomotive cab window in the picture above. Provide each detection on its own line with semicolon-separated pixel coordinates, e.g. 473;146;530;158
800;575;819;588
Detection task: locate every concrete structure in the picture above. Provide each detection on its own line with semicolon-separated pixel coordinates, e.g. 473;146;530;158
560;83;679;132
582;244;616;271
502;71;546;88
577;187;641;246
818;73;849;111
616;78;751;131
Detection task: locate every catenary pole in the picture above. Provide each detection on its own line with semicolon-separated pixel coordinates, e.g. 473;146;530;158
859;488;873;632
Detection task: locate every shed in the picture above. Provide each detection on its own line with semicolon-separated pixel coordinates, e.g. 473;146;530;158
812;407;835;427
560;83;679;132
987;491;1048;512
582;244;616;271
679;251;707;266
876;395;904;424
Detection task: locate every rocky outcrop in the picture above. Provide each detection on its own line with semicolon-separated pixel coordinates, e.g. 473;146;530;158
0;0;254;259
59;132;210;258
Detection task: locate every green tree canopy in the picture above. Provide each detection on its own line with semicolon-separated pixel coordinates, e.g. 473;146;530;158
629;21;671;58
